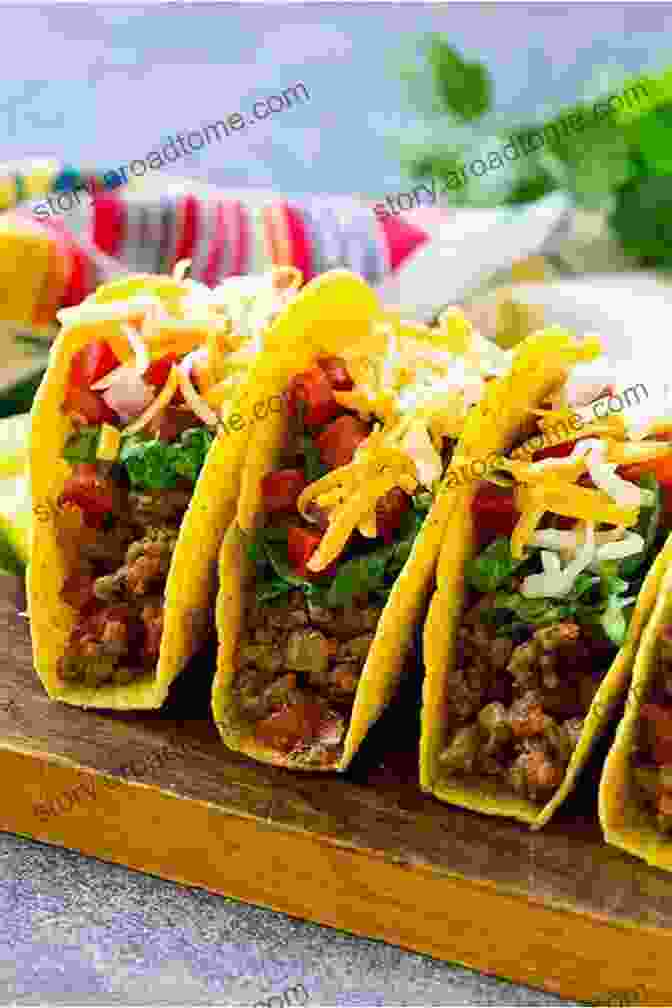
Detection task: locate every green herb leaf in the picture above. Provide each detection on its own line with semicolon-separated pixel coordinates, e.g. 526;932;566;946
63;426;101;464
427;37;491;122
467;537;525;593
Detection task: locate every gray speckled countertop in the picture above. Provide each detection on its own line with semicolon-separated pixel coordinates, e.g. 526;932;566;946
0;833;578;1006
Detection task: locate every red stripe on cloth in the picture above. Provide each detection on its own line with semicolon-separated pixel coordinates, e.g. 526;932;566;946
234;201;249;275
283;202;314;282
226;200;247;277
172;194;199;270
376;211;429;271
92;194;125;257
61;241;89;307
262;203;285;267
203;201;227;288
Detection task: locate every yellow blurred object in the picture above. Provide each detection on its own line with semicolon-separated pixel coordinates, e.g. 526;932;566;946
494;293;546;350
0;213;68;327
0;413;32;573
509;255;549;285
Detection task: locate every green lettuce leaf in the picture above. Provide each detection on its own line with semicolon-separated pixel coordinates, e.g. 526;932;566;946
63;426;101;464
119;427;213;491
467;536;526;594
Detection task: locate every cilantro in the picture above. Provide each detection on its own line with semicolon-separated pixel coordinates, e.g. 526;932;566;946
63;426;101;464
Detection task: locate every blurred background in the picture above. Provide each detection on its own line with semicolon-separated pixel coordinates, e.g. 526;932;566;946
2;3;672;573
2;4;671;201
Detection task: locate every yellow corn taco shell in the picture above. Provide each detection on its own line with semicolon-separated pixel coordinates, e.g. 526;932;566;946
212;485;455;773
418;325;663;827
28;269;378;709
600;536;672;868
212;304;466;771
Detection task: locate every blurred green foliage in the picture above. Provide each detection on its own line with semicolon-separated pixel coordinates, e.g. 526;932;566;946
398;37;672;269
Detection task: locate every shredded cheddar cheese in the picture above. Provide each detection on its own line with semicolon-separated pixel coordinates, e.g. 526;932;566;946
96;423;121;462
511;480;639;560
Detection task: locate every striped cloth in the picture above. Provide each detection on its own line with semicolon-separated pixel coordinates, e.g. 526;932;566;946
1;160;430;291
0;159;100;213
91;188;429;287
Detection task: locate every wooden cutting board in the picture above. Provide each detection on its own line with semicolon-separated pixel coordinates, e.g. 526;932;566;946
1;573;670;1006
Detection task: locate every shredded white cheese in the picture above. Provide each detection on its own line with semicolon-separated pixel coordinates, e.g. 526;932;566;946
586;440;654;509
521;522;596;598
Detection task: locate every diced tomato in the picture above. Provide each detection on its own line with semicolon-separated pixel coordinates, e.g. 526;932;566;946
287;367;339;427
261;469;306;513
532;435;595;463
317;355;353;391
472;485;520;543
316;414;369;469
640;704;672;765
376;487;410;543
63;384;117;425
143;351;184;406
58;463;114;525
620;454;672;487
61;572;96;609
65;340;120;423
287;526;323;577
69;340;120;388
254;699;328;753
144;352;178;388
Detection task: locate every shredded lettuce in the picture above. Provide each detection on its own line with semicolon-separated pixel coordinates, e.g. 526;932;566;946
250;498;430;609
63;426;101;464
249;526;331;604
466;536;526;594
119;427;214;490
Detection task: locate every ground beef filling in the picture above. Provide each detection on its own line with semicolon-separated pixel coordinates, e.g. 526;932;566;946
632;625;672;832
57;488;190;687
233;591;382;767
438;596;604;802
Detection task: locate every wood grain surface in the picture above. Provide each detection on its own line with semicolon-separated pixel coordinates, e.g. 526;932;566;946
1;573;671;1005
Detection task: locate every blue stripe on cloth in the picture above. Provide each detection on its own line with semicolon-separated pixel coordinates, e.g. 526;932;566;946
297;199;326;277
159;193;178;275
190;198;217;284
309;199;346;273
334;198;386;284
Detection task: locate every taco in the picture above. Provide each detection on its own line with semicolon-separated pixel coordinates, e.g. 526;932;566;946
28;263;378;709
421;338;672;827
600;431;672;867
211;305;543;771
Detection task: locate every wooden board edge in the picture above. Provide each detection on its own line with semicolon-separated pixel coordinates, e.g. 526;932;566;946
1;744;670;1005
